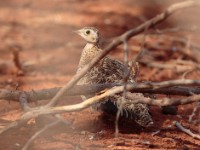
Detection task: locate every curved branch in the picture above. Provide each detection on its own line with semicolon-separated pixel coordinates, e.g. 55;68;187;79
1;84;200;134
46;0;200;107
126;92;200;106
175;121;200;140
1;80;200;102
1;1;200;135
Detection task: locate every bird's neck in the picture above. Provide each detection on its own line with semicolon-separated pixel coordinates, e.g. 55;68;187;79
77;42;102;70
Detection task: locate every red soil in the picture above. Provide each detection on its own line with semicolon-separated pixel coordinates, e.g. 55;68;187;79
0;0;200;149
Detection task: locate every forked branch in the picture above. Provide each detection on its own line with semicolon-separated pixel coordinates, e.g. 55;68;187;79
46;0;200;107
1;80;200;102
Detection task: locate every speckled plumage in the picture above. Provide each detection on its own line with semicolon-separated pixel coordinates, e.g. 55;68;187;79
76;27;153;127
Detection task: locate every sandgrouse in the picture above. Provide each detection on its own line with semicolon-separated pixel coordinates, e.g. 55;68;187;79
75;27;153;127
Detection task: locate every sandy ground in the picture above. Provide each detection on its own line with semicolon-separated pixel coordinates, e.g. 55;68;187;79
0;0;200;149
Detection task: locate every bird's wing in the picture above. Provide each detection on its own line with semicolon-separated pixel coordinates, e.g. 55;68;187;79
82;56;135;84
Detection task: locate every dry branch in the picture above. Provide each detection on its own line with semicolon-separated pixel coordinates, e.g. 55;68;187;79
1;0;200;136
142;34;200;63
22;120;60;150
126;92;200;106
1;80;200;102
46;0;200;107
175;121;200;140
1;84;200;135
139;60;200;73
19;92;30;111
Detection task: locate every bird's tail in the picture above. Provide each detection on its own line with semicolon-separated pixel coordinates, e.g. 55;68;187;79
96;94;153;127
122;103;153;127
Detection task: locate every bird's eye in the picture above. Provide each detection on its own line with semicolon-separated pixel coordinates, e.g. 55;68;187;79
86;30;90;34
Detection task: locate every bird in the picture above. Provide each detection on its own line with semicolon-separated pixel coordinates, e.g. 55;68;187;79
75;27;153;127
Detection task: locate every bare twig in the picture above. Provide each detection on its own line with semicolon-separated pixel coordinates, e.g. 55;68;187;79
1;84;200;134
139;60;200;73
0;121;22;134
115;39;129;137
132;22;149;63
1;0;200;136
143;34;200;63
182;69;200;79
188;102;200;122
126;92;200;106
22;120;60;150
115;23;148;137
175;121;200;140
154;26;198;34
9;44;24;75
1;80;200;102
19;92;31;111
46;0;200;107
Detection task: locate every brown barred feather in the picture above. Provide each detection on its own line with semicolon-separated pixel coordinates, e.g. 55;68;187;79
76;27;153;127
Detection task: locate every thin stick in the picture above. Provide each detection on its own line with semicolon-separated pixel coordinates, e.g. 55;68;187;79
1;90;200;134
1;0;200;136
188;102;199;122
46;0;200;107
115;39;129;137
175;121;200;140
19;92;31;111
22;120;60;150
126;92;200;106
1;80;200;102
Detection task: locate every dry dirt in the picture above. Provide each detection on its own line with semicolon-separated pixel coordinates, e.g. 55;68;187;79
0;0;200;149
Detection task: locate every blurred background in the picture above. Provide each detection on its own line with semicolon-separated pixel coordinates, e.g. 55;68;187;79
0;0;199;89
0;0;200;149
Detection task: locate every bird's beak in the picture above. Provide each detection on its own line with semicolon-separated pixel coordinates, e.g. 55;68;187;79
74;30;81;35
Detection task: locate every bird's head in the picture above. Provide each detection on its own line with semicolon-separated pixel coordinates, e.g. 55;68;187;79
75;27;99;44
